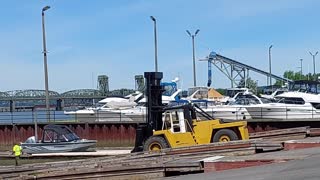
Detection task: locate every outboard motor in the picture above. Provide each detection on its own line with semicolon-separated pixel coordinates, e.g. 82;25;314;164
132;72;164;152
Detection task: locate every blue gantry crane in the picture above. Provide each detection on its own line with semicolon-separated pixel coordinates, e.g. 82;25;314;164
201;52;293;88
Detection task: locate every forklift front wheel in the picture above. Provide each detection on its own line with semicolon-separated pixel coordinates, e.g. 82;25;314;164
212;129;239;142
143;136;169;151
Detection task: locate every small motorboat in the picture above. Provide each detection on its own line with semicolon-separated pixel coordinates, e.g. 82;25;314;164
21;124;97;154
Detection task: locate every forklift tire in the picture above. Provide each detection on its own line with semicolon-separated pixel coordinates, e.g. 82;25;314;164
212;129;239;142
143;136;169;151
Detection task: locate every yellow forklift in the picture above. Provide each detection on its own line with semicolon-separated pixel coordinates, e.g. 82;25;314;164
132;72;249;152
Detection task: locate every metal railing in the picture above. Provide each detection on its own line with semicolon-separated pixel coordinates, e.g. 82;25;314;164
0;110;74;124
1;106;319;124
0;110;146;124
202;106;320;120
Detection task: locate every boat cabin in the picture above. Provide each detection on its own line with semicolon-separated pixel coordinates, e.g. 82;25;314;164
225;88;250;98
187;87;224;101
41;125;80;143
290;80;320;94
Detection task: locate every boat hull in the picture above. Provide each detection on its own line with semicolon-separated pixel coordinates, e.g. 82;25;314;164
21;139;97;154
246;105;320;119
202;106;251;120
65;108;146;122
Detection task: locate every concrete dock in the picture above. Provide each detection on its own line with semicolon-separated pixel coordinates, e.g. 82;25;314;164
169;146;320;180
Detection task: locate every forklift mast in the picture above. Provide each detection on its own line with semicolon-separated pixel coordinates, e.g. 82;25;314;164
132;72;165;152
145;72;165;131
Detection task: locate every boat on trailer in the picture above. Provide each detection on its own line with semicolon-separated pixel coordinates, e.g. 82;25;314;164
21;124;97;154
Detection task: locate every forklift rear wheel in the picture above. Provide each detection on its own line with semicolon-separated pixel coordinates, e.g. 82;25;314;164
212;129;239;142
143;136;169;151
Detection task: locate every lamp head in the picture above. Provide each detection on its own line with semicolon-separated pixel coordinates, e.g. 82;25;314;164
150;16;156;22
186;30;191;37
309;51;319;56
42;6;50;12
195;29;200;36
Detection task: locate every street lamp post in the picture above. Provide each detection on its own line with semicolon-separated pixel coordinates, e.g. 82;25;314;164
268;45;273;86
186;29;200;87
150;16;158;72
42;6;50;122
309;51;318;80
300;58;303;80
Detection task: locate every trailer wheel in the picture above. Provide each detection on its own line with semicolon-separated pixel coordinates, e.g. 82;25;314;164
143;136;169;151
212;129;239;142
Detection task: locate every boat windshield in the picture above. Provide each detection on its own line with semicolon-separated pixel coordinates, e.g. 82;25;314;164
231;98;260;105
274;90;286;96
290;81;320;94
168;100;217;108
263;90;273;95
276;97;305;105
230;94;271;105
64;132;80;141
187;87;209;99
226;89;247;97
161;82;178;96
260;98;273;103
42;125;80;143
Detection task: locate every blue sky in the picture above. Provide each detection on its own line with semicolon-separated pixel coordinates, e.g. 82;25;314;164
0;0;319;92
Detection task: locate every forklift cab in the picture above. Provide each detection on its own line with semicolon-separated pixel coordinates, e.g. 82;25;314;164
162;109;187;133
161;105;197;133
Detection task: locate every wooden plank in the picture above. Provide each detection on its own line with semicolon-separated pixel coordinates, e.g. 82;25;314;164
23;169;165;180
30;150;131;157
309;128;320;137
66;171;165;180
250;127;309;138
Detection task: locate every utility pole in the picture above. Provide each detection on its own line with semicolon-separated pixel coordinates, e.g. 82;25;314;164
309;51;318;80
42;6;51;122
186;29;200;87
268;45;273;86
300;59;303;80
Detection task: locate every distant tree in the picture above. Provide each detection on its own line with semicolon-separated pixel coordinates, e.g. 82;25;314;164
215;88;226;96
238;77;258;94
274;70;315;86
284;71;295;80
273;80;283;87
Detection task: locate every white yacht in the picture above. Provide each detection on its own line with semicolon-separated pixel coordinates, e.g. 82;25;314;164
201;92;270;121
64;79;181;122
64;104;146;122
171;92;269;121
246;80;320;120
97;92;142;109
64;92;180;122
246;96;320;120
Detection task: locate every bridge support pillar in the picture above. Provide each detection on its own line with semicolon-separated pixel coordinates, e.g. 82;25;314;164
61;99;65;109
9;100;15;112
56;99;63;111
